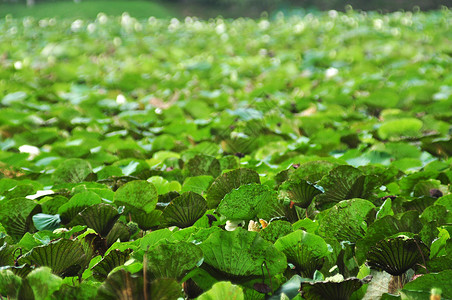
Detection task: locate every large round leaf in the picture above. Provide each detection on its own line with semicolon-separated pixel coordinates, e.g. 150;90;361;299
32;213;61;231
300;276;372;300
199;228;287;282
274;230;330;278
316;199;376;243
259;220;293;243
92;249;132;281
79;203;121;237
19;239;87;277
289;160;339;183
315;166;380;210
198;281;244;300
161;191;207;228
400;270;452;299
0;197;40;242
97;269;182;300
52;158;92;185
206;168;260;208
114;180;158;214
145;240;203;280
184;154;221;178
217;183;277;221
279;180;322;208
58;191;102;225
131;210;162;231
366;236;430;276
355;211;423;264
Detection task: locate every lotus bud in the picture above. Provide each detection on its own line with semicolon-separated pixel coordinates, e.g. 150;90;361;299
431;288;441;300
225;220;244;231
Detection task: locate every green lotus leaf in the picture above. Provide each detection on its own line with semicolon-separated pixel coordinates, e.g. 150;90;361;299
355;211;423;264
398;171;438;196
400;270;452;299
161;191;207;228
0;197;40;242
26;267;63;300
435;194;452;210
92;249;132;281
181;175;214;194
105;222;130;247
184;154;221;178
97;269;182;300
259;220;293;243
79;203;121;237
0;269;22;299
52;158;93;185
50;282;98;300
131;210;162;231
0;241;14;267
317;199;376;243
279;179;322;208
300;276;372;300
289;160;339;183
3;184;36;200
58;191;102;225
32;213;61;231
275;230;330;278
378;118;423;140
145;240;203;280
366;236;430;276
217;183;277;221
114;180;158;214
148;278;184;300
316;165;380;209
19;239;87;277
206;168;260;208
198;281;245;300
413;179;442;197
199;228;287;282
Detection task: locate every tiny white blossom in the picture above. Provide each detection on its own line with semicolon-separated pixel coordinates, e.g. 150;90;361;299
325;67;339;78
19;145;40;159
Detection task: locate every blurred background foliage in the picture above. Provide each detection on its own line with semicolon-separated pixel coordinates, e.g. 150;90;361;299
0;0;451;19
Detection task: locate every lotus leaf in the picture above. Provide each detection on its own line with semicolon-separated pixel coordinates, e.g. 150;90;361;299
97;269;181;300
366;236;430;276
20;239;87;277
184;154;221;178
217;183;277;221
199;228;287;282
198;281;244;300
145;240;203;280
279;179;322;208
92;249;132;281
79;203;121;237
58;191;102;225
206;168;260;208
52;158;92;185
114;180;158;214
275;230;330;277
161;191;207;228
317;199;376;243
300;276;372;300
316;166;380;209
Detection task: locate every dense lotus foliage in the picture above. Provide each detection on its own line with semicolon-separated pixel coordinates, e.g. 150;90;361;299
0;9;452;299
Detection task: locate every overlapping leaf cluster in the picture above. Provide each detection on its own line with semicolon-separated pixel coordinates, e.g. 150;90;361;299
0;9;452;299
